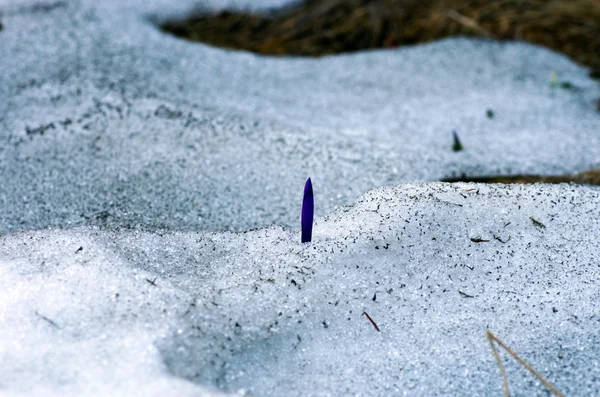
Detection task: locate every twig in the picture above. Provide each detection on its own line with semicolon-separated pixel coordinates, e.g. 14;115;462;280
363;311;380;332
494;235;511;244
146;277;157;286
447;9;493;38
529;216;546;229
486;331;564;397
35;311;61;329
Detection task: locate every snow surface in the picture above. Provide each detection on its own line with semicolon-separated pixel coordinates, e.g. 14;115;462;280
1;0;600;396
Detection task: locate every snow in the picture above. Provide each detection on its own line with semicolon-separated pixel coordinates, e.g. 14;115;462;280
1;0;600;396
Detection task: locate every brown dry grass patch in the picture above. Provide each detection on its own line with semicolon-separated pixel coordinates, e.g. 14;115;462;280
443;168;600;185
161;0;600;75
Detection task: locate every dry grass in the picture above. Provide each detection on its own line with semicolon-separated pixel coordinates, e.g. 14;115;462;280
442;168;600;185
161;0;600;76
487;331;564;397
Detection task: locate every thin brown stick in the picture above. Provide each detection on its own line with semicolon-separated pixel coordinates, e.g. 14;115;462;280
487;331;510;397
446;9;493;38
363;311;380;332
486;331;564;397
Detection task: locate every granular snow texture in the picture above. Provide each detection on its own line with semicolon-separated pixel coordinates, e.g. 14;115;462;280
1;0;600;396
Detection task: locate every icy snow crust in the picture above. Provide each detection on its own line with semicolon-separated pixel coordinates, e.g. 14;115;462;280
1;0;600;396
2;184;600;396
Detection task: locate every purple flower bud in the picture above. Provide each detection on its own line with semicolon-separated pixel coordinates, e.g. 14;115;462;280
301;177;314;243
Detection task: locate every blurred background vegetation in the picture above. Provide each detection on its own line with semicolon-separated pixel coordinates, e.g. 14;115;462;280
162;0;600;78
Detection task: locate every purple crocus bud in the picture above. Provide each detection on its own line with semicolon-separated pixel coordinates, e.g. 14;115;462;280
301;177;314;243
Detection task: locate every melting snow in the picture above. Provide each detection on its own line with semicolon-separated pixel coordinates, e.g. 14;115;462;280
1;0;599;396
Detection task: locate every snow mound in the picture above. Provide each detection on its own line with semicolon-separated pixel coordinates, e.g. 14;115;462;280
2;183;599;396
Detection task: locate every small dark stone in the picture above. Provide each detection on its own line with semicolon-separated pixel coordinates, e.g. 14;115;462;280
452;130;463;152
559;81;574;90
